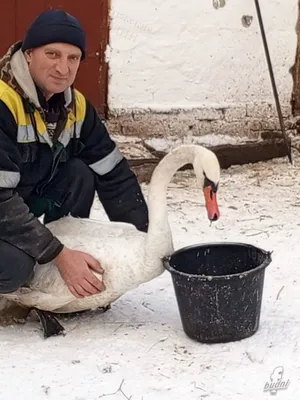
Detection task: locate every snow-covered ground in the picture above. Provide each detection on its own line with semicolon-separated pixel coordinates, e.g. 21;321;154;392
1;151;300;399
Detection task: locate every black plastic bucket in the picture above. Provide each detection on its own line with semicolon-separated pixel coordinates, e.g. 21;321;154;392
163;242;272;343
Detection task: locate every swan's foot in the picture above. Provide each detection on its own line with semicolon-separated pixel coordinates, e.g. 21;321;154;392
34;309;66;338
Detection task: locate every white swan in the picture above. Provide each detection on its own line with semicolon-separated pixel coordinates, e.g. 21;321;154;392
1;144;220;336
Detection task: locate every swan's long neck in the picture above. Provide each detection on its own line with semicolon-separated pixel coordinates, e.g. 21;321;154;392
143;145;200;275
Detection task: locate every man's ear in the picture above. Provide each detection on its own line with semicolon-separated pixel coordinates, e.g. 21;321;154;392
24;50;32;63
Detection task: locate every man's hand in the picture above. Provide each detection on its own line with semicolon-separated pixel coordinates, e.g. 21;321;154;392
54;247;105;298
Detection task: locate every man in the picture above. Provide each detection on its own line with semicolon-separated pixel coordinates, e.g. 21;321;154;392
0;10;149;300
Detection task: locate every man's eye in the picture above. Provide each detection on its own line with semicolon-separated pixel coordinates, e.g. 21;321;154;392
47;52;58;58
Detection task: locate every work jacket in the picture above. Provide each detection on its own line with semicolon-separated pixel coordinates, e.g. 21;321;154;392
0;42;148;264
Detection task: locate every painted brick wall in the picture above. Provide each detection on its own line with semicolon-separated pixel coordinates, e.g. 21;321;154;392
107;0;297;140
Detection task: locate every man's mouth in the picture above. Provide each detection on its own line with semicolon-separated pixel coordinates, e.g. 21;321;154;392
51;76;68;81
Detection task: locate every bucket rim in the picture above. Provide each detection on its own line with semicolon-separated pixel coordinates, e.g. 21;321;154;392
162;241;272;280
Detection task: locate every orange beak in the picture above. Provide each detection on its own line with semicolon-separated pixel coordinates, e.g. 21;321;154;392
203;186;220;222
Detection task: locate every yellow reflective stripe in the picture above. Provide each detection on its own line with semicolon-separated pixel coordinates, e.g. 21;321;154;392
74;89;86;121
57;91;85;147
0;80;86;147
0;170;20;188
0;80;27;125
89;147;124;175
64;90;86;127
33;111;47;135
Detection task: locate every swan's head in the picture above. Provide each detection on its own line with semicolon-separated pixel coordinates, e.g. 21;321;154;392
194;147;220;222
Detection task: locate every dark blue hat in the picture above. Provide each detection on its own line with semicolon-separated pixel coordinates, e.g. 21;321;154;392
22;9;86;60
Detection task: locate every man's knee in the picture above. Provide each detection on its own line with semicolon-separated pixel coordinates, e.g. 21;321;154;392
43;158;96;222
0;241;34;294
61;158;95;195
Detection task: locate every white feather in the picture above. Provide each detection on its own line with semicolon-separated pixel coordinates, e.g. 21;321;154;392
1;144;220;314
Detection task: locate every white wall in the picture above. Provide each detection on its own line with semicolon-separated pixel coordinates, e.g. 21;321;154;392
108;0;297;113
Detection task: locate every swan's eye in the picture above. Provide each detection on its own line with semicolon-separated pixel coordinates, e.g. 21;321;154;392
204;176;218;193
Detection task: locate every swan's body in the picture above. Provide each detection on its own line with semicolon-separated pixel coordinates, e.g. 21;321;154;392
1;145;220;331
7;217;165;313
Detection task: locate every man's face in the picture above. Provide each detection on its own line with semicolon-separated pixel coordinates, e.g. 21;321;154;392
24;42;82;99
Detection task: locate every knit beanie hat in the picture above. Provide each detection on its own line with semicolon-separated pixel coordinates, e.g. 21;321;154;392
22;9;86;60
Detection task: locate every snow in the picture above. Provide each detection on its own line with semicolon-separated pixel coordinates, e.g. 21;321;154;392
1;151;300;399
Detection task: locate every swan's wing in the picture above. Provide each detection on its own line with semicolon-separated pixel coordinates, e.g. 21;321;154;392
9;217;147;312
46;216;139;240
2;289;72;312
29;216;146;293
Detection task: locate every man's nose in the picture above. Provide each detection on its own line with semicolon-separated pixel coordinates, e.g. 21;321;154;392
55;59;69;75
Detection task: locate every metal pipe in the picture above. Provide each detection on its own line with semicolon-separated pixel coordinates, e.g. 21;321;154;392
254;0;292;164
